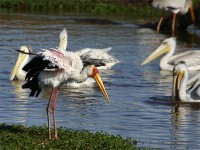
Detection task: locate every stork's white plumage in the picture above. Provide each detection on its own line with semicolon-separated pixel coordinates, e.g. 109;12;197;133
141;37;200;71
172;61;200;102
10;45;32;81
150;0;195;34
22;48;110;139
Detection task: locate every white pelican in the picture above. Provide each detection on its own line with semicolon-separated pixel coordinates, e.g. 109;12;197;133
76;47;120;69
58;28;120;69
10;45;32;81
21;47;110;139
141;37;200;71
150;0;195;34
173;61;200;102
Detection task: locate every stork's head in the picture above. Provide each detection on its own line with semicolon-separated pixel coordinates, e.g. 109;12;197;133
10;45;32;81
85;65;110;103
141;37;176;65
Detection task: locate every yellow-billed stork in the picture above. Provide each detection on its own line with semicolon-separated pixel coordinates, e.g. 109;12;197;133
21;47;110;139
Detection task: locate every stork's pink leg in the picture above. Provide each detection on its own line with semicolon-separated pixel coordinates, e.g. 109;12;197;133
172;13;176;36
52;87;60;139
47;87;54;139
157;11;165;34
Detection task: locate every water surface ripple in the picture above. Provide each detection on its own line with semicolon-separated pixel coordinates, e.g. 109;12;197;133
1;13;200;149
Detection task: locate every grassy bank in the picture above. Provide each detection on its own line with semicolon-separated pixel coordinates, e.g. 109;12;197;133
0;0;160;18
0;123;150;149
0;0;199;18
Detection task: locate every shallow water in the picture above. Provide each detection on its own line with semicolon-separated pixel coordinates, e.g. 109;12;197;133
1;13;200;149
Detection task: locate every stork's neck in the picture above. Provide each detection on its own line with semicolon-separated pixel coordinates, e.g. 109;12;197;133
180;0;191;14
70;68;89;83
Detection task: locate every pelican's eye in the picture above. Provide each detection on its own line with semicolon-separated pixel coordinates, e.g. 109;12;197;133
163;42;168;45
173;70;178;76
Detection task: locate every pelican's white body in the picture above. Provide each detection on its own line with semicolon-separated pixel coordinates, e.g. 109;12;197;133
76;47;120;69
174;63;200;102
142;37;200;71
58;28;120;70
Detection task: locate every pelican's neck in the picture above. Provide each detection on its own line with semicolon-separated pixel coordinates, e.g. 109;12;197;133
16;54;30;80
160;42;176;70
58;29;68;51
179;69;190;102
58;40;67;52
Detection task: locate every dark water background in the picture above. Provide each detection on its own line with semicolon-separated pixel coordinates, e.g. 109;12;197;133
1;13;200;149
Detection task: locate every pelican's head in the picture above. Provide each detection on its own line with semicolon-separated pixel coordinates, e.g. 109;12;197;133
10;45;32;81
141;37;176;65
172;61;187;100
58;28;67;51
85;65;110;103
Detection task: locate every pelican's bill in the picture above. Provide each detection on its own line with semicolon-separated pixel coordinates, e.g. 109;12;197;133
141;43;171;66
173;70;185;100
10;52;27;81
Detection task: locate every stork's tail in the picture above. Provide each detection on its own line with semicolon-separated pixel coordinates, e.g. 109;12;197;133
22;73;41;97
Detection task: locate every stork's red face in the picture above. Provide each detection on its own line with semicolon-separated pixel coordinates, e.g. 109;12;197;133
91;66;110;103
91;66;100;77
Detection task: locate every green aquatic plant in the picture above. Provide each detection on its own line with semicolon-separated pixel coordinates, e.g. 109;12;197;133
0;0;168;18
0;123;150;149
0;0;199;17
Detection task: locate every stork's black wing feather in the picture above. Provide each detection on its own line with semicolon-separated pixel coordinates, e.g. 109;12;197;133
22;56;58;97
23;56;50;79
22;72;41;97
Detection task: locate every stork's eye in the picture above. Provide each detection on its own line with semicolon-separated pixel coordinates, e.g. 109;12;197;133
92;67;99;74
93;68;97;73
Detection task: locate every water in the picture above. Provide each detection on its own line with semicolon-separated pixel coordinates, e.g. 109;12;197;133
1;12;200;149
